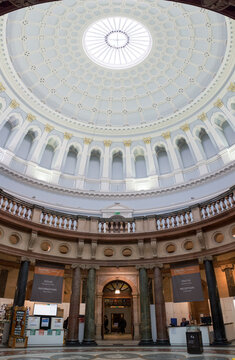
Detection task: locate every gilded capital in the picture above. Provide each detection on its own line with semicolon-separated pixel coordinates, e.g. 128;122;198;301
64;132;73;140
227;82;235;92
180;124;190;132
161;131;171;139
198;113;207;121
26;113;36;122
0;83;6;92
45;124;54;132
143;137;151;144
10;99;19;109
104;140;112;147
84;137;92;145
124;140;132;147
214;99;223;108
220;264;234;271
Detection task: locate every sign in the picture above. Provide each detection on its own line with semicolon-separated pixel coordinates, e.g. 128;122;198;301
171;260;204;302
31;261;64;303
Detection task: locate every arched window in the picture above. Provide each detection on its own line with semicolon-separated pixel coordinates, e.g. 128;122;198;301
63;145;78;175
40;139;58;169
87;150;101;179
17;130;35;160
221;121;235;146
155;145;171;174
134;149;147;178
198;128;217;158
177;138;194;168
112;151;123;180
0;121;12;148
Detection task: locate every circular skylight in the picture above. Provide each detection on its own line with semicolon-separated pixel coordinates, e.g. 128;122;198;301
83;17;152;69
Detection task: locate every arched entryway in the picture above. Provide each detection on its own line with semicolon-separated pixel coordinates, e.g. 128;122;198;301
102;280;133;340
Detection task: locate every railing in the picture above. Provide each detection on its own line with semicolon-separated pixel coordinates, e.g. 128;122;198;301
0;187;234;234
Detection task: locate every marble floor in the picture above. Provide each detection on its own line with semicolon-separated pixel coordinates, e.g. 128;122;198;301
0;346;234;360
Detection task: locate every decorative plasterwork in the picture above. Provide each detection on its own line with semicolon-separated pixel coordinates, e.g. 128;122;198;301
0;1;234;136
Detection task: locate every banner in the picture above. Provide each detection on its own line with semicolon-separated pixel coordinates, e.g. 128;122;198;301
31;261;64;303
171;260;204;302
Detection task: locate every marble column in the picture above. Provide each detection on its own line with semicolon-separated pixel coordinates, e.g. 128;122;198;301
204;258;229;345
138;267;153;345
221;264;235;297
143;137;157;176
198;113;225;150
6;114;35;152
154;266;170;345
0;99;19;127
76;138;92;189
13;258;30;307
100;140;111;192
53;132;72;171
124;140;133;178
0;270;8;298
161;132;184;183
29;124;54;163
214;98;235;130
83;267;97;346
66;265;81;346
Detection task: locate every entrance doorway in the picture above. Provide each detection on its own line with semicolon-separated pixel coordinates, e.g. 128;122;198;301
102;280;133;340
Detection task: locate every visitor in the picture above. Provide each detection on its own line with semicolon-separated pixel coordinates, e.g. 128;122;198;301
180;317;189;326
104;315;109;334
119;316;127;334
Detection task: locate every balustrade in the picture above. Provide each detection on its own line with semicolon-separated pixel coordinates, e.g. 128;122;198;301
200;192;234;219
98;219;135;233
0;194;32;220
156;210;193;230
40;212;78;231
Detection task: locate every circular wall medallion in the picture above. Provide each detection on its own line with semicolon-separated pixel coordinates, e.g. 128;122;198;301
232;227;235;238
184;240;193;250
9;234;20;245
104;248;114;257
214;233;224;243
122;248;132;257
40;241;51;252
166;243;176;253
59;244;69;254
83;17;152;69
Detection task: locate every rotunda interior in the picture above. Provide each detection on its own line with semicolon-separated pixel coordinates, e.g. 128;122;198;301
0;0;234;350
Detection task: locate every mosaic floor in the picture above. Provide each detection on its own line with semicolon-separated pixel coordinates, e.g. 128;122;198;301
0;346;234;360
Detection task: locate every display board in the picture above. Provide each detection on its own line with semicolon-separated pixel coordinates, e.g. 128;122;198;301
9;306;28;348
33;303;57;316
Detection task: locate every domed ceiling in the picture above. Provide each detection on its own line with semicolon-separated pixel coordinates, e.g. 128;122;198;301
2;0;232;133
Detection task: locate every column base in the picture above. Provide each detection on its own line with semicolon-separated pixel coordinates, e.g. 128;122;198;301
66;340;80;346
155;339;170;346
82;340;97;346
138;339;154;346
211;339;230;346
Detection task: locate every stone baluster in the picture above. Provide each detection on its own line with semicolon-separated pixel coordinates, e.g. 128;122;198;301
29;124;54;163
101;140;111;192
53;132;73;171
161;132;184;183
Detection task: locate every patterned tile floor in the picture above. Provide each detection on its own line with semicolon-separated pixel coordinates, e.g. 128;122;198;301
0;346;234;360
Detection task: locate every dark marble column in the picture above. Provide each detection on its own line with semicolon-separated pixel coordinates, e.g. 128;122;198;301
13;258;30;307
0;270;8;298
138;267;153;345
221;264;235;297
66;265;81;346
204;258;229;345
83;267;97;346
154;266;170;345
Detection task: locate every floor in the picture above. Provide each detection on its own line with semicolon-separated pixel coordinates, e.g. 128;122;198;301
0;345;234;360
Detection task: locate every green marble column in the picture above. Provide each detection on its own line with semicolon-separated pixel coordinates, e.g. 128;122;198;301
139;267;153;345
83;267;97;346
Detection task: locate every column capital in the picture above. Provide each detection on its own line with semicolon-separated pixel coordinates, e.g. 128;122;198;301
161;131;171;139
124;140;132;146
0;83;6;92
199;255;213;264
10;99;19;109
198;112;207;121
136;264;155;270
80;264;99;270
45;124;54;132
154;262;164;269
71;263;83;270
64;132;73;140
227;82;235;92
214;99;223;108
84;137;92;145
21;256;35;264
220;264;234;271
143;137;151;144
26;113;36;122
180;123;190;132
104;140;112;147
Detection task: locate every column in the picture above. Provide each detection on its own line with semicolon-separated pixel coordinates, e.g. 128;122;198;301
0;270;8;298
100;140;111;192
198;113;225;150
180;124;208;175
95;293;103;340
161;132;184;183
13;257;30;307
66;265;81;346
221;264;235;297
6;114;35;152
214;98;235;130
124;140;133;178
53;132;72;171
204;257;229;345
143;137;157;176
0;99;19;127
154;265;170;345
138;266;153;345
76;138;92;189
132;294;140;340
29;124;54;163
83;267;97;346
